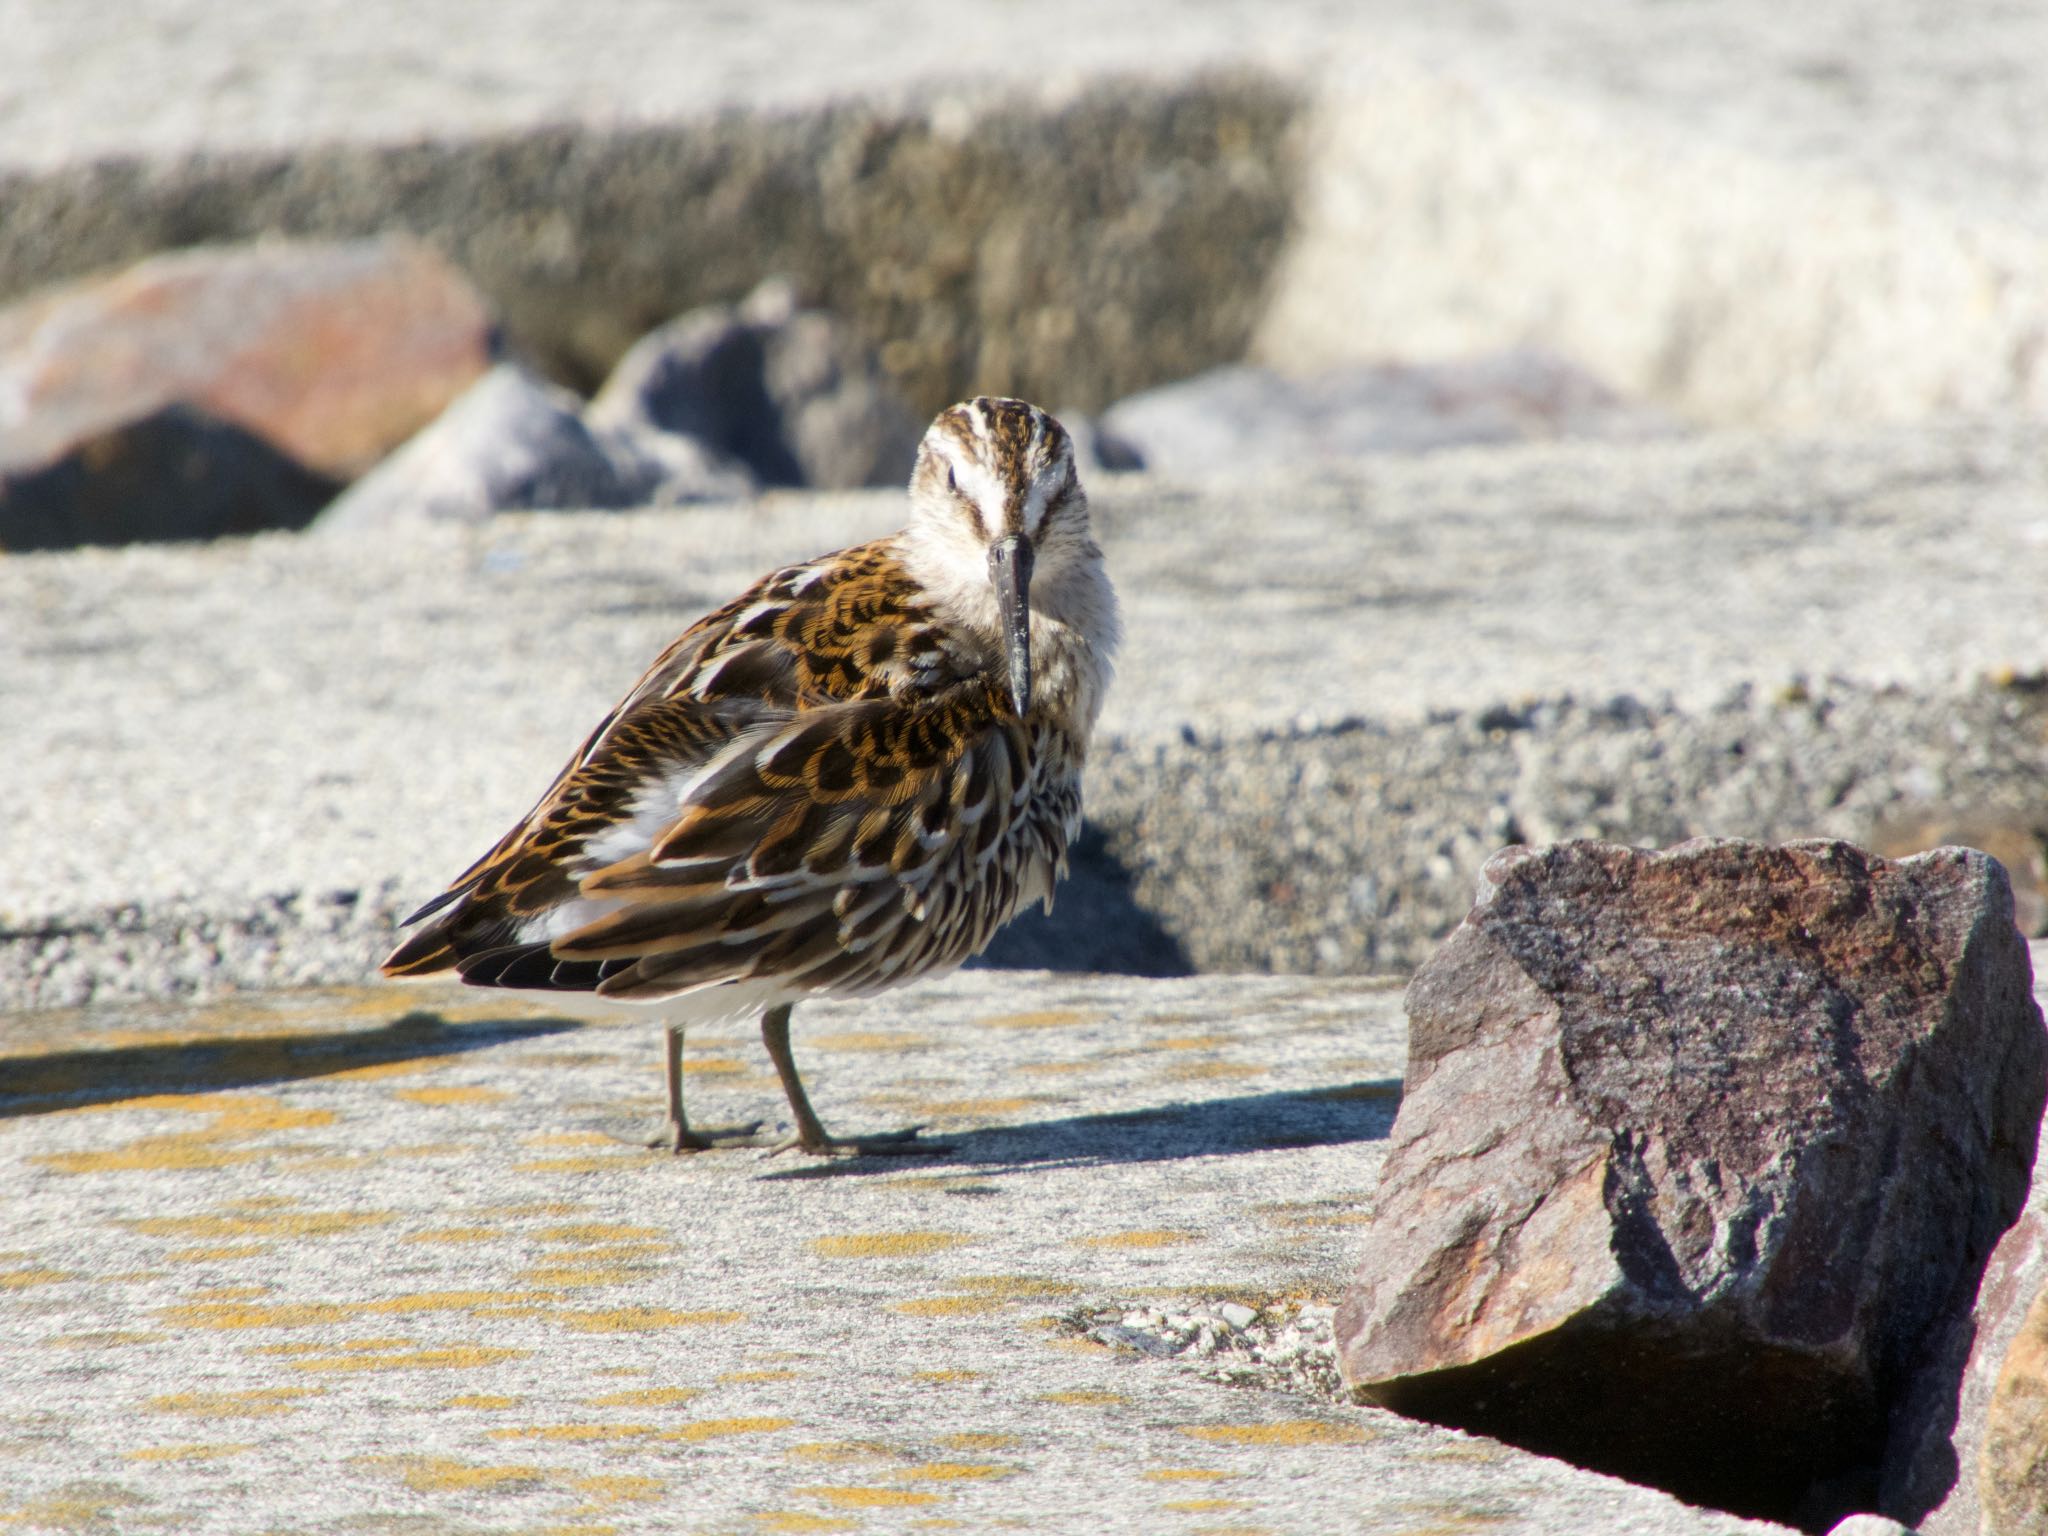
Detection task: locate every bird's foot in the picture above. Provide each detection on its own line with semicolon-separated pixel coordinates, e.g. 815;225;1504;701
645;1119;764;1155
761;1125;945;1160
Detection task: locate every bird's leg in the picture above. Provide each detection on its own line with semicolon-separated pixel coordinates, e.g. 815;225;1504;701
645;1021;761;1154
759;1003;933;1158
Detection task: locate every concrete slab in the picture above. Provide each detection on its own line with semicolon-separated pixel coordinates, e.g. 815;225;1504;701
0;969;1794;1534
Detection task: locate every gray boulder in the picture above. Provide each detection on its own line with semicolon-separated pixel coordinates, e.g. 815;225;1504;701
589;279;922;490
316;363;748;531
1335;839;2046;1530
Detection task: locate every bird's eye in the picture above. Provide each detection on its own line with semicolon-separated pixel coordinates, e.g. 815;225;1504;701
944;464;959;494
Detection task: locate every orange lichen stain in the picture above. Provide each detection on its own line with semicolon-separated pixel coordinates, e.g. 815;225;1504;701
796;1487;941;1508
327;1058;438;1083
125;1443;255;1462
448;1394;522;1410
514;1156;634;1173
1180;1421;1369;1447
394;1084;507;1105
810;1031;931;1052
1076;1229;1199;1249
978;1009;1094;1029
586;1386;702;1407
682;1056;746;1075
537;1224;665;1244
0;1267;69;1289
44;1330;161;1348
149;1387;322;1417
524;1132;612;1148
1039;1391;1126;1407
892;1296;1003;1318
405;1226;499;1245
718;1369;798;1384
556;1307;743;1333
1153;1034;1234;1051
656;1416;795;1443
910;1370;980;1384
0;1490;145;1527
811;1232;971;1259
130;1209;394;1240
787;1441;897;1463
517;1264;648;1289
1162;1499;1248;1513
487;1424;657;1443
1044;1337;1112;1355
1143;1469;1234;1482
893;1464;1008;1482
937;1433;1016;1451
749;1516;855;1534
292;1346;528;1373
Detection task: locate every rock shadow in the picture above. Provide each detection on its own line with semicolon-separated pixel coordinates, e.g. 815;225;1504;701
969;821;1191;976
0;1010;584;1117
758;1078;1402;1181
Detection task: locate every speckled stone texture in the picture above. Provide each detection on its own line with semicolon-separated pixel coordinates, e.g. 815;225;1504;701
1335;840;2047;1530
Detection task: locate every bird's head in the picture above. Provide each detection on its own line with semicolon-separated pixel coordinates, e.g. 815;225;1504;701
904;396;1098;718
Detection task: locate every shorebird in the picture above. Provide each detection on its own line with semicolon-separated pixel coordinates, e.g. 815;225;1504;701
381;397;1119;1156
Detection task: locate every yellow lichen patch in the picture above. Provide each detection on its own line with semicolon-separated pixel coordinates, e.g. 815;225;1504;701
1143;1469;1234;1482
149;1387;322;1417
1039;1391;1126;1407
38;1140;267;1173
556;1307;743;1333
125;1443;254;1462
130;1210;394;1240
750;1516;855;1534
405;1226;499;1245
1152;1035;1234;1051
657;1416;795;1442
382;1456;547;1493
910;1370;979;1383
1044;1337;1112;1355
683;1056;747;1075
586;1386;701;1407
326;1058;439;1083
44;1330;160;1349
570;1474;664;1504
937;1433;1016;1451
892;1296;1004;1318
481;1201;584;1218
367;1289;559;1317
1166;1061;1264;1082
809;1032;931;1052
787;1441;898;1464
1181;1421;1369;1447
291;1346;528;1373
486;1424;657;1442
893;1464;1008;1482
0;1267;69;1289
0;1490;145;1529
1162;1499;1248;1512
811;1232;971;1260
797;1487;942;1509
517;1264;650;1289
1076;1229;1199;1250
718;1369;798;1384
165;1244;270;1262
394;1085;507;1105
978;1009;1095;1029
918;1097;1039;1118
537;1224;665;1244
158;1301;358;1330
514;1156;635;1173
951;1275;1076;1300
524;1132;613;1148
448;1394;521;1409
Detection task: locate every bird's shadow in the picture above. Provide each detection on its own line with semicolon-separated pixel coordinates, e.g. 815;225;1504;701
755;1078;1402;1181
0;1011;585;1118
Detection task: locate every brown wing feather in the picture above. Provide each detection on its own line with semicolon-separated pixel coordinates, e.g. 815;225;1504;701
380;539;1003;985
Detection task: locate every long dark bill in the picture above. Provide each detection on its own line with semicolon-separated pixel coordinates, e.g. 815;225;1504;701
987;534;1034;717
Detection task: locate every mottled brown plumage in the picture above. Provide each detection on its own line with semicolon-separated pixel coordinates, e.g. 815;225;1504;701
382;397;1118;1155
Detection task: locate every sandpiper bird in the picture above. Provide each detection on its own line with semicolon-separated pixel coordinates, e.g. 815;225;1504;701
381;397;1119;1156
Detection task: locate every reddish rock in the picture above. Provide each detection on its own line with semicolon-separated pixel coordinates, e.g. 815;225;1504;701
1336;839;2045;1531
0;236;493;489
